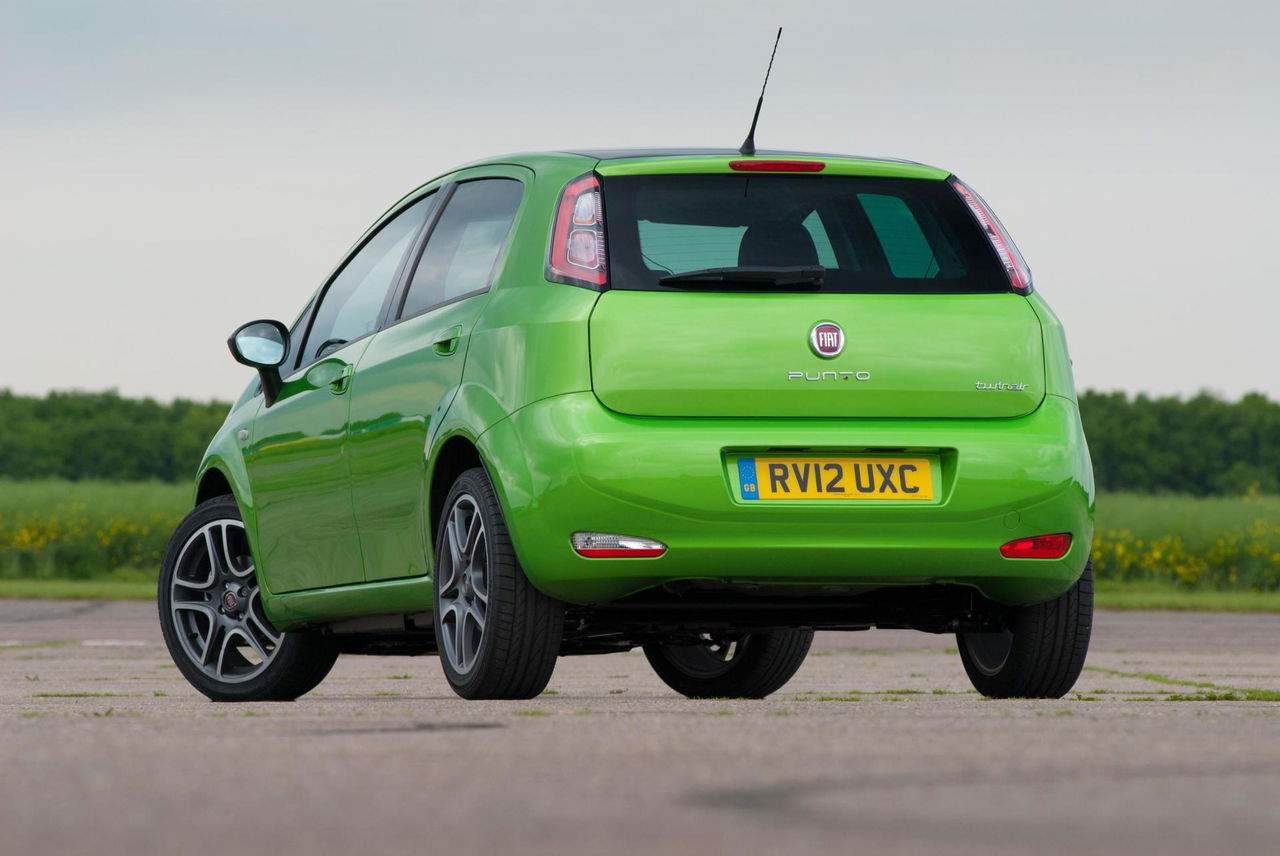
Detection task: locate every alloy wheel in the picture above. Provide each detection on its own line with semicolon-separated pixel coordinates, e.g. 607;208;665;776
437;494;489;675
169;519;281;684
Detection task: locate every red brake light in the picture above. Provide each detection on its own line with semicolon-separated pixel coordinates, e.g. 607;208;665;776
1000;533;1072;559
950;177;1033;294
729;160;825;172
547;173;607;287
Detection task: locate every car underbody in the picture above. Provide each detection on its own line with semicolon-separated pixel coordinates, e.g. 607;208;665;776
324;582;1009;657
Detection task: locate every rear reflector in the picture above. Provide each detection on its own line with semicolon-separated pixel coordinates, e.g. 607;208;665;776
572;532;667;559
949;177;1033;294
728;159;825;172
1000;533;1072;559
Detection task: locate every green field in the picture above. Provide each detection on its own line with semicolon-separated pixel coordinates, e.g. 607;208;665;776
0;479;188;580
1093;492;1280;591
1;479;1278;608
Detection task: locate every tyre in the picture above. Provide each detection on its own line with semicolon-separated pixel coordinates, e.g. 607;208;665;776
643;630;814;699
158;495;339;702
434;467;564;699
957;559;1093;699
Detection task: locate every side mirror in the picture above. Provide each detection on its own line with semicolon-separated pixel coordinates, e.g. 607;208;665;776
228;319;289;406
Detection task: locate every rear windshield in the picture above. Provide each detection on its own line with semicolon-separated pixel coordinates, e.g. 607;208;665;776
602;174;1010;294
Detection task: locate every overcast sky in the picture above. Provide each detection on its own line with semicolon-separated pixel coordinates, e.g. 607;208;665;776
3;0;1277;403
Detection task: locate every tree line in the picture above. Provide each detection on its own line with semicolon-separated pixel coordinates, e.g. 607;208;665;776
0;389;1277;495
0;390;229;483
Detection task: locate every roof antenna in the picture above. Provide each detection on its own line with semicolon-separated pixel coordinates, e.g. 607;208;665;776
738;27;783;157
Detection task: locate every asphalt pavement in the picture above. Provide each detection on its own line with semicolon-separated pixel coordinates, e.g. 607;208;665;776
2;600;1278;856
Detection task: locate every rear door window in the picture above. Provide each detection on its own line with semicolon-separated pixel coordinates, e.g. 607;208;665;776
399;178;523;318
603;174;1007;294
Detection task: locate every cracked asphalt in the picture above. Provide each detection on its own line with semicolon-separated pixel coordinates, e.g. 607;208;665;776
2;601;1278;856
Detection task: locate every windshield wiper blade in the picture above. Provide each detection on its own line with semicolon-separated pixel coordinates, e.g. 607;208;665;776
657;266;825;289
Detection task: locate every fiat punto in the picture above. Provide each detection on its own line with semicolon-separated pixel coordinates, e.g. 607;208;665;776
159;149;1094;702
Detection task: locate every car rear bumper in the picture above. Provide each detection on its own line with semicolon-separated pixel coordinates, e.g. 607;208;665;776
478;392;1094;606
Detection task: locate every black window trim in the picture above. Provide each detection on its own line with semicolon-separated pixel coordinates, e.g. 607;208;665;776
383;174;529;329
285;188;443;380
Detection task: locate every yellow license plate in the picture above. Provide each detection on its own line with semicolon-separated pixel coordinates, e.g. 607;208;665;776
737;457;934;501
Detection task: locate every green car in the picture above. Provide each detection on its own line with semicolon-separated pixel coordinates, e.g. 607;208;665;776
158;149;1094;703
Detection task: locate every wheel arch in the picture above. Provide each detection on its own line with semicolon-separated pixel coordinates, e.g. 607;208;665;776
195;466;234;505
427;433;489;553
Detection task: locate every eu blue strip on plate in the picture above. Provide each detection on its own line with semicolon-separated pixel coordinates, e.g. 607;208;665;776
738;458;759;500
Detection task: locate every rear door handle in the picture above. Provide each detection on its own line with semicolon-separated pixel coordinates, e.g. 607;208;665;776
329;363;354;394
433;325;464;356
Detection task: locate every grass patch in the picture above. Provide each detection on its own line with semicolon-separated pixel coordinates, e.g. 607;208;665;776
512;709;549;717
1096;580;1280;613
0;640;72;651
0;578;155;600
1086;666;1280;701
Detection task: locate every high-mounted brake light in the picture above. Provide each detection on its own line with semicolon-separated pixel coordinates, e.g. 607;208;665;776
950;177;1033;294
1000;533;1072;559
729;160;825;172
546;173;607;288
572;532;667;559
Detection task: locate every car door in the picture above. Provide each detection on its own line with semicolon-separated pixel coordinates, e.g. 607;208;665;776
346;170;528;582
246;195;437;594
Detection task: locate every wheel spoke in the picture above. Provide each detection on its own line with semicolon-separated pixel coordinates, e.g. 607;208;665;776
203;528;225;577
230;626;270;665
448;601;468;670
246;590;281;645
220;522;251;577
174;602;217;660
172;534;215;589
466;602;486;637
202;623;225;668
440;512;465;595
462;511;483;563
214;627;236;679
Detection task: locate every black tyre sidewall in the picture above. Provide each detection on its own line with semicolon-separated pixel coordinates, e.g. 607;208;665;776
433;467;563;699
958;560;1094;699
157;495;337;702
644;630;814;699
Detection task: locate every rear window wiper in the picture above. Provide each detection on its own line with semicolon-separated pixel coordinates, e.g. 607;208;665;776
657;266;825;289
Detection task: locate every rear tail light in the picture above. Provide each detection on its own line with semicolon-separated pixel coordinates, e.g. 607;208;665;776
571;532;667;559
728;159;826;172
546;173;607;288
950;177;1033;294
1000;533;1072;559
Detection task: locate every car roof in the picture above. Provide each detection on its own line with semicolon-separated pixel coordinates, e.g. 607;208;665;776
559;147;924;166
